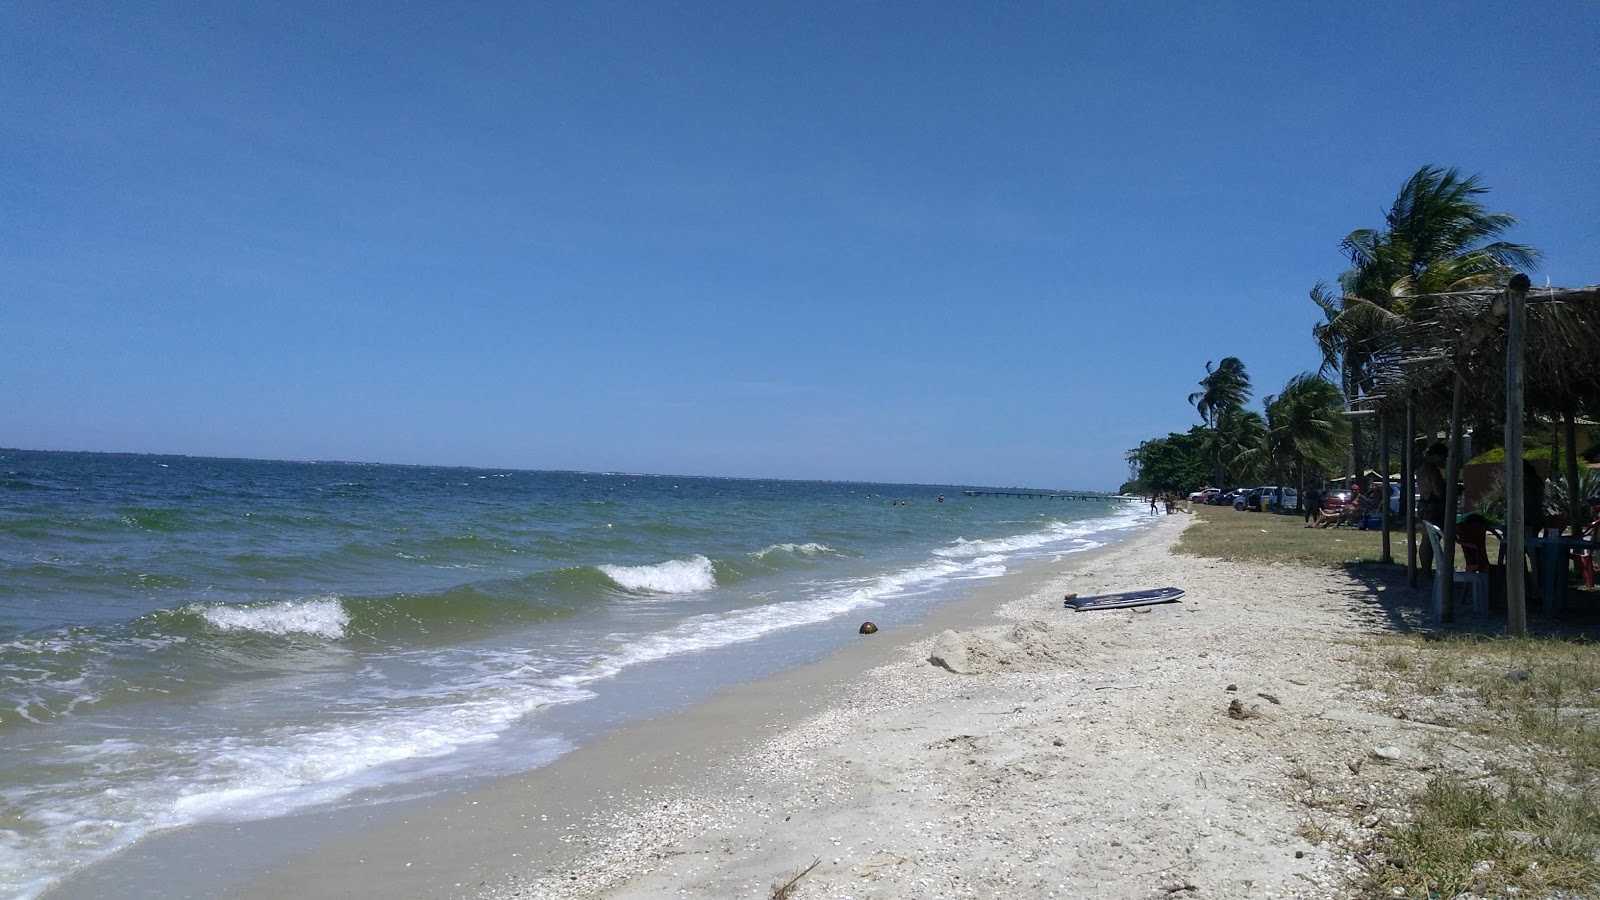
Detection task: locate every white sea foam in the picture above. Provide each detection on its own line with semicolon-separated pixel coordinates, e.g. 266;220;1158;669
0;667;586;900
598;555;717;594
599;559;966;673
197;596;351;640
753;542;834;559
933;510;1143;561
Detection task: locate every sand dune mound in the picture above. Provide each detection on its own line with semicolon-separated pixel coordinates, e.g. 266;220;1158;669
928;620;1086;674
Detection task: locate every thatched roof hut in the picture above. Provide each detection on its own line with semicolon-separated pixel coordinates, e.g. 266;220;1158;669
1363;284;1600;425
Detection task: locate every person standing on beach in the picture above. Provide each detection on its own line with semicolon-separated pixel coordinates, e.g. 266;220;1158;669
1416;443;1448;577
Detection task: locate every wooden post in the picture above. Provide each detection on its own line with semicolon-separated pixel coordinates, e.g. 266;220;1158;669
1406;391;1418;587
1380;412;1393;564
1437;370;1466;622
1567;410;1582;538
1505;274;1531;636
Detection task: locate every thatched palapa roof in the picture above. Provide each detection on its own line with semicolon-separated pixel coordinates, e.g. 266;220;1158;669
1360;282;1600;424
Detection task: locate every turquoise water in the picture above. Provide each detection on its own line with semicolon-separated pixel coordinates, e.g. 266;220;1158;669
0;449;1145;896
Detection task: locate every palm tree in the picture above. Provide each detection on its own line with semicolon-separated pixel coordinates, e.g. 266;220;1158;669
1311;165;1540;474
1206;406;1267;487
1188;357;1252;428
1261;374;1347;499
1354;165;1541;298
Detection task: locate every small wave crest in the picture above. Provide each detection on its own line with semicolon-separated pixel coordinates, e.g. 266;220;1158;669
933;520;1100;560
597;556;716;594
752;542;834;559
194;596;351;640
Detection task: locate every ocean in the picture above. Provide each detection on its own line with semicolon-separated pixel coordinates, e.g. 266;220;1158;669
0;449;1146;897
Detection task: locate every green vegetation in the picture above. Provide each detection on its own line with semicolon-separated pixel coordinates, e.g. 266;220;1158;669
1127;358;1345;496
1353;634;1600;897
1126;164;1557;498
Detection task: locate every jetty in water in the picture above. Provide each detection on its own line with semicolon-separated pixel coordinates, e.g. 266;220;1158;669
962;490;1129;502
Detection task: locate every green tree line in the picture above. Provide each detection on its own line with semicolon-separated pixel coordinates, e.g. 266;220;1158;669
1124;165;1542;497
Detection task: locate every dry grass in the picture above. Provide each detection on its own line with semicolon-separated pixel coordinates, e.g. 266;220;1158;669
1177;507;1600;896
1351;634;1600;898
1176;504;1392;568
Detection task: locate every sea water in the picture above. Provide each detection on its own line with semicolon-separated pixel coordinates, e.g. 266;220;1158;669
0;449;1147;896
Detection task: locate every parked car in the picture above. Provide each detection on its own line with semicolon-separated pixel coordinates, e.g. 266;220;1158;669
1237;486;1271;511
1269;487;1299;513
1189;488;1221;504
1237;486;1298;512
1317;489;1354;523
1222;487;1251;508
1209;489;1238;506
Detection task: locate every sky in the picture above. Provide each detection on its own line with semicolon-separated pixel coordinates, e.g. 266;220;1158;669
3;2;1597;490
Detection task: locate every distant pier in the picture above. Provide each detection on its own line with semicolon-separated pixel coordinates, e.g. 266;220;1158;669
962;490;1128;501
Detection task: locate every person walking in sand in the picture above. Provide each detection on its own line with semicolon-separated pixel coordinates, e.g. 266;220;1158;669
1416;443;1448;577
1150;495;1159;515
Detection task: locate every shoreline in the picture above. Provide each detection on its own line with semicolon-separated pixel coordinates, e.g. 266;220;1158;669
47;517;1158;899
439;510;1421;900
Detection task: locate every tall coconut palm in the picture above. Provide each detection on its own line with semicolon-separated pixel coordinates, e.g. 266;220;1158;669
1361;165;1541;297
1188;357;1252;428
1312;165;1540;474
1197;405;1268;490
1261;374;1347;497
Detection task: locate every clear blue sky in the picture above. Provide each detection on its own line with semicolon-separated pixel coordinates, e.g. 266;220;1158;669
4;2;1596;490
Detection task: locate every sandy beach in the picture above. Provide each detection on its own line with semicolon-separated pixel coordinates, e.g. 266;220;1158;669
177;513;1470;900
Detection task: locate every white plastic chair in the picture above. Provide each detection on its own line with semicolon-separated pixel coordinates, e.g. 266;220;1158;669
1422;521;1488;615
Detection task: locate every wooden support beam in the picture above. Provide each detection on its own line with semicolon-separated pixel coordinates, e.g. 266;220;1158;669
1405;391;1417;587
1505;274;1531;636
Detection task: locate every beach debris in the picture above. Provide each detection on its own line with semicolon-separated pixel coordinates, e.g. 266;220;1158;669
1504;668;1529;681
1063;592;1078;601
770;858;821;900
1227;699;1262;720
1161;879;1198;893
1256;692;1281;705
1371;745;1403;761
1225;683;1238;691
858;621;878;635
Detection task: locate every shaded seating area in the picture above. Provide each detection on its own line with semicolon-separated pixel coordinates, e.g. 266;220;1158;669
1347;278;1600;631
1422;521;1488;613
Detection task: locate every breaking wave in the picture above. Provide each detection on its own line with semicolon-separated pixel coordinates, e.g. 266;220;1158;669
597;555;717;594
194;596;351;640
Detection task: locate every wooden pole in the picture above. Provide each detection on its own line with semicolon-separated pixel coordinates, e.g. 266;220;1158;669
1406;391;1418;587
1437;370;1466;622
1505;274;1531;636
1380;413;1393;564
1567;410;1581;538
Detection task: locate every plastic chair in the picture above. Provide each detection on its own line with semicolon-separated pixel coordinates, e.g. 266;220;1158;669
1422;521;1488;614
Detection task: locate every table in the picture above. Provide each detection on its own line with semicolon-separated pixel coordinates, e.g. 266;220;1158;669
1528;534;1599;616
